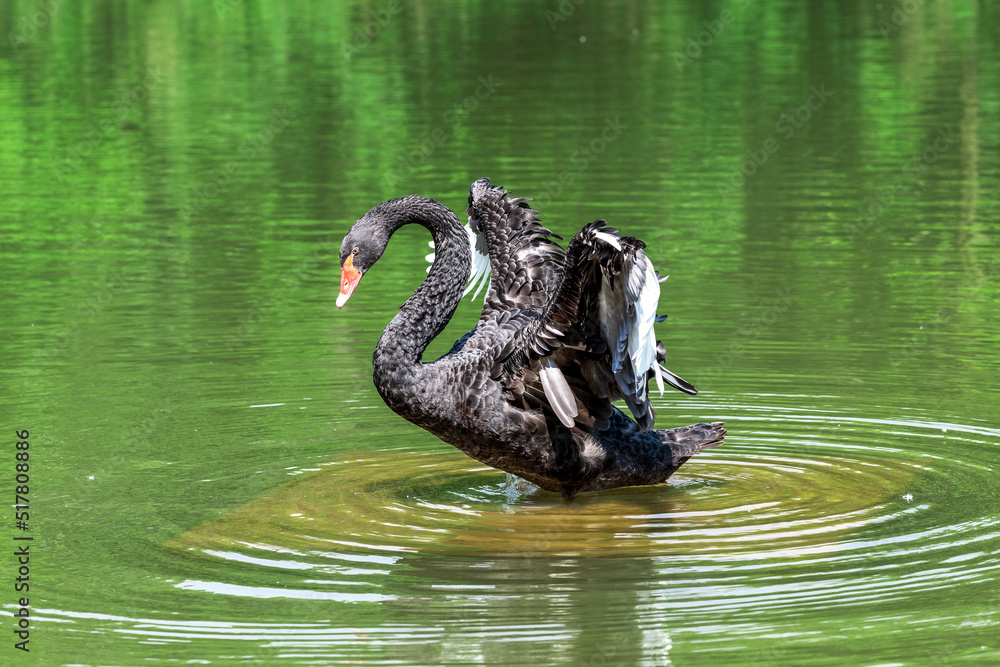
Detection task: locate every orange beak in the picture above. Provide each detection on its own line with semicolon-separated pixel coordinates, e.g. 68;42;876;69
337;255;362;309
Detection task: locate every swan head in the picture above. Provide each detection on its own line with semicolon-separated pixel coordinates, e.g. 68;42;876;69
337;197;423;308
337;214;388;309
338;195;454;309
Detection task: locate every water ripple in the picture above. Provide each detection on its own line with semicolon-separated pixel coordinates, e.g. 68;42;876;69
63;395;985;661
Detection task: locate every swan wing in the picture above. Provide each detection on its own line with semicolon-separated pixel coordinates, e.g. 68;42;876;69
493;221;697;432
466;178;565;319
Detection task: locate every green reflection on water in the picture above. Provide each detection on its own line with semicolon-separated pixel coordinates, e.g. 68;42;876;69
1;0;998;665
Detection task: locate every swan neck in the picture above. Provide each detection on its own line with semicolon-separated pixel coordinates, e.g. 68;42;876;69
373;203;470;373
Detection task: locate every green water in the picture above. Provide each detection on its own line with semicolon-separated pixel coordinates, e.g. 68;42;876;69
1;1;998;665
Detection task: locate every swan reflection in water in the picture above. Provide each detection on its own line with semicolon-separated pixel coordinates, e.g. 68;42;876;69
337;178;724;497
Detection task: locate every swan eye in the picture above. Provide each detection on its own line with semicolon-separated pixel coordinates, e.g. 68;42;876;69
351;247;359;256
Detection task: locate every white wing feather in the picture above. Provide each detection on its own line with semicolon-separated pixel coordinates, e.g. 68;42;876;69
463;220;492;299
594;234;665;397
630;258;664;396
424;222;492;299
593;231;622;250
539;357;579;428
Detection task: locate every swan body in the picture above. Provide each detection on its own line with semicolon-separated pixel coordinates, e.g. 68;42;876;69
338;178;724;498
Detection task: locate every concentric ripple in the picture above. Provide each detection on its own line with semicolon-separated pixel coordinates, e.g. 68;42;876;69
165;395;999;581
65;394;992;662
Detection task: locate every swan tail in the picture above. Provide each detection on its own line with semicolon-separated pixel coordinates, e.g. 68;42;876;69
659;421;726;475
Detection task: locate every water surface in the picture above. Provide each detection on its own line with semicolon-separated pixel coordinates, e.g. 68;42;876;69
1;1;998;665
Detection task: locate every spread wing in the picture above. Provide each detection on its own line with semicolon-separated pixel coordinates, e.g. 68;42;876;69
465;177;565;319
493;220;697;433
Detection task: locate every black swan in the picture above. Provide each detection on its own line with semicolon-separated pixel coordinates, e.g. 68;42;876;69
337;178;725;498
